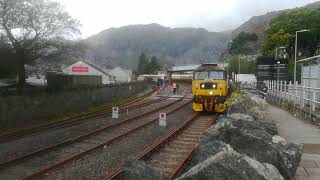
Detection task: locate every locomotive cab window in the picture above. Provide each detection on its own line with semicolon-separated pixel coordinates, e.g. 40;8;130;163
194;71;208;80
209;71;225;80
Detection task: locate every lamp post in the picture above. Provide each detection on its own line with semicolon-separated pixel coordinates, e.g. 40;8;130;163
294;29;310;83
238;56;241;82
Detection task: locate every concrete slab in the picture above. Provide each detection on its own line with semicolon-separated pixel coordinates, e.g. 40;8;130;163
296;167;309;176
300;160;319;168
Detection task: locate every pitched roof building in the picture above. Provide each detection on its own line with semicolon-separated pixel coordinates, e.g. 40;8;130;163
62;61;115;84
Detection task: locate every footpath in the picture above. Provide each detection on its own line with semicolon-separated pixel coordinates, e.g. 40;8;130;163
268;105;320;180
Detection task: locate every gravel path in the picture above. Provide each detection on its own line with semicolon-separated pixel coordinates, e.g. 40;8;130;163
0;97;173;163
38;100;194;180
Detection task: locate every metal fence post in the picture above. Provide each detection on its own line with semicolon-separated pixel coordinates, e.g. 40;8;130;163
288;81;292;104
283;81;287;104
312;86;316;112
293;81;298;111
301;81;305;117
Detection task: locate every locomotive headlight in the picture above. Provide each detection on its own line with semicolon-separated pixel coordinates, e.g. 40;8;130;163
212;84;217;88
201;84;205;88
209;91;213;95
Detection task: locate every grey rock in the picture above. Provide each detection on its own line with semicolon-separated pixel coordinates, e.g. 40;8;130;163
216;122;303;180
123;159;166;180
177;151;284;180
187;140;233;171
248;107;273;122
229;113;254;121
199;116;233;143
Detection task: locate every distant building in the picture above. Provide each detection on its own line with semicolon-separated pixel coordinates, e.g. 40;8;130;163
235;74;257;84
106;67;133;83
63;61;115;84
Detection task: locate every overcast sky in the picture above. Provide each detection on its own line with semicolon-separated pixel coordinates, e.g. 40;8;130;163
56;0;319;37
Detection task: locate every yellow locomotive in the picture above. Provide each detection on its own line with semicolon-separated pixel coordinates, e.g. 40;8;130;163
192;64;228;112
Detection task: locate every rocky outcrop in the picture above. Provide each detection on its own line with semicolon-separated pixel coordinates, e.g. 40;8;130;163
181;91;303;180
178;150;284;180
123;159;166;180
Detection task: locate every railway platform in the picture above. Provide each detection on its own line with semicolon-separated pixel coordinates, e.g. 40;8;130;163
268;105;320;180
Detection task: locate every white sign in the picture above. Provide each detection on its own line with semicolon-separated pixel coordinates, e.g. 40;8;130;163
112;107;119;119
159;113;166;127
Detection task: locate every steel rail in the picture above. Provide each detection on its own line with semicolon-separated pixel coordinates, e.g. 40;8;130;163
20;99;191;180
0;96;180;169
0;91;162;142
103;113;217;180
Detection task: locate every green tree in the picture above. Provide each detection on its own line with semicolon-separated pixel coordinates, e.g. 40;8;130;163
137;53;148;75
145;56;161;74
229;32;258;55
0;0;80;90
226;55;257;77
262;8;320;58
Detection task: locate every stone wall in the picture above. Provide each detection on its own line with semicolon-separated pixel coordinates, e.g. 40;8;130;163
0;82;150;129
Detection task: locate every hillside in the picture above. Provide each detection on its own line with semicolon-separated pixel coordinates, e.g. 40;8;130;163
232;1;320;48
85;24;230;68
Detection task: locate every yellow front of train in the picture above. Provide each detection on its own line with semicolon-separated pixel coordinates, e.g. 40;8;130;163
192;64;228;113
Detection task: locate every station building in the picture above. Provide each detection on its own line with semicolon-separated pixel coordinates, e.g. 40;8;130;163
62;61;115;84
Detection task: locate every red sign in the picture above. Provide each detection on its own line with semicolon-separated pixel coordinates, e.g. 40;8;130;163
72;66;89;73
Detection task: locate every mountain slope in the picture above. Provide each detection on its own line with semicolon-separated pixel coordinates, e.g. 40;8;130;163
85;24;230;68
232;1;320;47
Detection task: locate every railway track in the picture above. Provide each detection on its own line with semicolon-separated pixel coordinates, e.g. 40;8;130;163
0;96;190;180
104;113;217;180
0;91;164;143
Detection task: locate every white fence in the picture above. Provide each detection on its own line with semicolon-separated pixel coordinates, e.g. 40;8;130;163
265;80;320;117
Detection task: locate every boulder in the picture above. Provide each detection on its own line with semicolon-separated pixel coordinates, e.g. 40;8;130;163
187;140;233;171
248;107;273;123
216;121;303;180
229;113;254;121
177;150;284;180
122;159;166;180
199;116;233;143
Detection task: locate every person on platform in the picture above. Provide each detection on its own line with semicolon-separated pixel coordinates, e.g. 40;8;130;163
172;82;177;94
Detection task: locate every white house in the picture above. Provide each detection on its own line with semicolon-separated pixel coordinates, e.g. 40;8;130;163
63;61;115;84
106;67;133;83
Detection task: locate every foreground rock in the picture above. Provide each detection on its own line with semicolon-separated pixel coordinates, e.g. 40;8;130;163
123;159;166;180
199;114;302;180
178;150;284;180
187;140;233;171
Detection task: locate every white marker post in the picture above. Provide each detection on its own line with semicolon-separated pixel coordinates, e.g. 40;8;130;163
112;107;119;119
159;113;167;127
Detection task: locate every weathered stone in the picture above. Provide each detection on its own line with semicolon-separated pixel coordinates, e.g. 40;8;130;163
229;113;254;121
199;116;233;143
248;107;273;122
272;135;287;145
123;159;166;180
216;122;303;180
177;151;284;180
187;140;233;171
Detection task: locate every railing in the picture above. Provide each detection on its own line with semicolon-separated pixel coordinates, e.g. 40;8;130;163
264;80;320;118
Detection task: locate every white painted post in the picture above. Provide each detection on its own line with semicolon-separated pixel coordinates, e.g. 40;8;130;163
283;81;287;104
159;113;167;127
112;107;119;119
301;81;305;117
294;81;297;111
312;86;316;112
